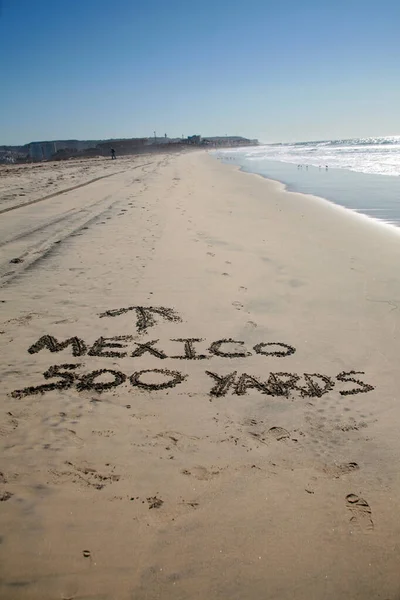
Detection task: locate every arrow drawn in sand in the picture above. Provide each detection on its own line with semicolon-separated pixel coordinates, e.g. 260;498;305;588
99;305;182;333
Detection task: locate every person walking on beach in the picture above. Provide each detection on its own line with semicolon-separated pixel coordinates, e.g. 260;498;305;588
111;148;116;160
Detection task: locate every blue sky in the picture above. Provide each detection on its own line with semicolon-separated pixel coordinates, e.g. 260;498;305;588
1;0;400;145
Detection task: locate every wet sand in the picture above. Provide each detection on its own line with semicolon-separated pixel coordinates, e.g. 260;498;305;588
1;151;400;599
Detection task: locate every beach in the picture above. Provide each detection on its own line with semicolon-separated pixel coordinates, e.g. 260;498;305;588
217;137;400;227
1;151;400;599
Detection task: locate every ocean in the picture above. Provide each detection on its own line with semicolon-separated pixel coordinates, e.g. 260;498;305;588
216;136;400;228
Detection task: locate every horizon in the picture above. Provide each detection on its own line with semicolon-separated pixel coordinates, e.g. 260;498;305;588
1;0;400;145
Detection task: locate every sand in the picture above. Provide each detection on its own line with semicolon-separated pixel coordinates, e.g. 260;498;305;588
0;151;400;599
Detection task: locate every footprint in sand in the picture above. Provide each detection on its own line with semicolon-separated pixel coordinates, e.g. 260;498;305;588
246;320;257;328
207;252;215;257
268;426;290;441
232;301;243;310
6;313;39;326
181;466;221;481
324;462;359;478
50;462;120;490
248;425;290;444
154;431;200;453
0;414;19;437
346;493;374;531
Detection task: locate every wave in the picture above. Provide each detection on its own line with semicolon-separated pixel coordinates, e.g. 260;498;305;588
222;136;400;177
270;136;400;148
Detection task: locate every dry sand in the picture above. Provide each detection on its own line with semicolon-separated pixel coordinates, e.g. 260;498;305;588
0;151;400;599
0;157;125;214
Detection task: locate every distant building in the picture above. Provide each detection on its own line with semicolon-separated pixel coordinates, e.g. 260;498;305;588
29;141;57;160
145;137;180;145
187;135;201;145
28;140;100;160
203;136;258;147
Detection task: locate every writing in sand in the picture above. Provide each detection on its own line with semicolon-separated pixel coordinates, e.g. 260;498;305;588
11;305;374;400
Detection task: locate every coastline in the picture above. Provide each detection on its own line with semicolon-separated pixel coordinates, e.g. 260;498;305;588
1;151;400;599
235;161;400;237
217;151;400;229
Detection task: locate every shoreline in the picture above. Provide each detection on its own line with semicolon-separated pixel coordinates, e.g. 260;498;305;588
1;151;400;599
216;151;400;230
218;157;400;240
240;163;400;236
